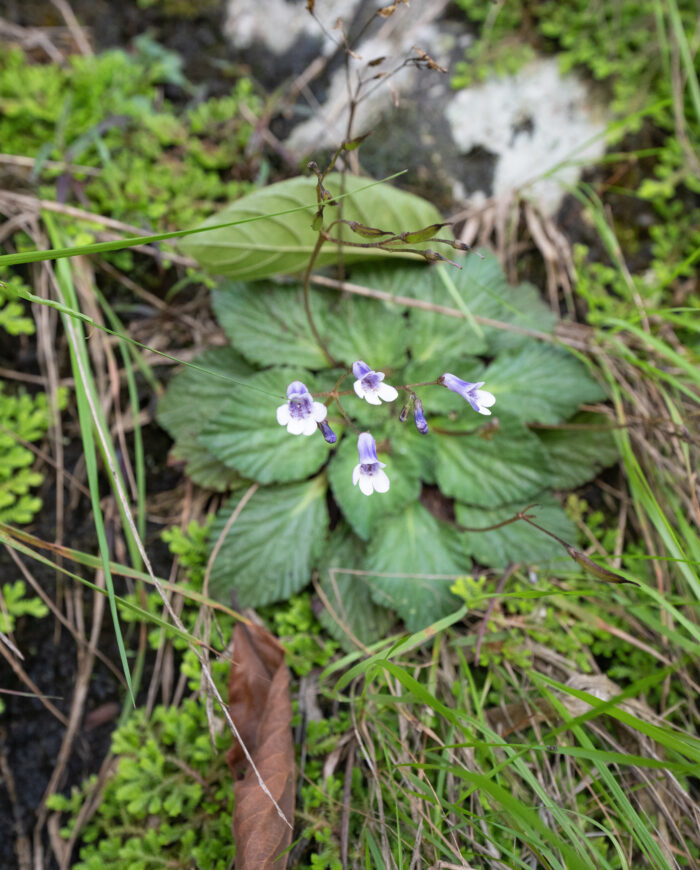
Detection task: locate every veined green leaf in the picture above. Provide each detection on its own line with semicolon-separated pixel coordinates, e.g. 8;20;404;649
433;418;550;507
324;291;410;369
456;496;576;568
317;524;393;649
398;254;556;353
328;434;421;541
209;477;328;605
534;412;620;489
181;174;445;280
212;278;411;370
198;368;335;484
212;282;330;369
483;343;607;423
366;502;471;630
157;347;252;490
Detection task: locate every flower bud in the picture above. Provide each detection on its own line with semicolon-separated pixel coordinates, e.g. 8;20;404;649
318;420;337;444
413;397;429;434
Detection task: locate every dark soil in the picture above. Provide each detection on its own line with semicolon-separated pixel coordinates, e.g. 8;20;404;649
0;420;178;869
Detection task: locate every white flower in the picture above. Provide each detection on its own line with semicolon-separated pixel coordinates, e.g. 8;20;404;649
439;373;496;415
352;360;398;405
276;380;327;436
352;432;390;496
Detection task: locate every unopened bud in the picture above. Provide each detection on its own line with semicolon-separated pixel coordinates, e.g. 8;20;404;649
318;420;337;444
413;397;429;434
347;221;391;238
399;404;409;423
402;223;446;243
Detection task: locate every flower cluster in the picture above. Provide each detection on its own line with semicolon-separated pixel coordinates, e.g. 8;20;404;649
275;361;495;495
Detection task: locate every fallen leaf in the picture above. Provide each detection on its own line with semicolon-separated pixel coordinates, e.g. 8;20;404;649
227;622;295;870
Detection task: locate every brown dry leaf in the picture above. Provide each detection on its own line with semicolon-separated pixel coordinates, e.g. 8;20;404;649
377;0;409;18
227;622;295;870
411;45;447;73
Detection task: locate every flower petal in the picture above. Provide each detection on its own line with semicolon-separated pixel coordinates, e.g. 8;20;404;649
286;380;309;398
357;433;379;464
377;383;398;403
352;360;371;379
364;390;382;405
311;401;328;422
302;416;318;435
358;473;374;496
287;417;306;435
353;379;366;399
276;403;290;425
352;464;361;486
372;469;390;493
475;389;496;408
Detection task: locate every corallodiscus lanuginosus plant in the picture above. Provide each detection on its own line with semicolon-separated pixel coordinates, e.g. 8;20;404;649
158;173;619;645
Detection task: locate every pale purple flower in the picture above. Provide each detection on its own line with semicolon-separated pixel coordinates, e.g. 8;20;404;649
352;432;390;496
413;397;429;434
439;373;496;416
352;360;398;405
276;380;327;436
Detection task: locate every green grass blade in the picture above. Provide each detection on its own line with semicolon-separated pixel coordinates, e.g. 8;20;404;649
0;172;407;268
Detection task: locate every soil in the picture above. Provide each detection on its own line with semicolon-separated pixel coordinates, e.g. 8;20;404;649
0;418;178;869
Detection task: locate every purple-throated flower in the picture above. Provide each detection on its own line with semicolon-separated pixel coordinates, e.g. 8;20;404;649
413;397;429;434
439;373;496;415
276;380;327;436
352;360;398;405
352;432;390;496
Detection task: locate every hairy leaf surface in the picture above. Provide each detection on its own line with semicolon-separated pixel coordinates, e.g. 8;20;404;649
534;412;620;488
318;525;393;649
483;343;606;423
328;435;421;540
433;419;549;507
209;477;328;605
457;496;576;568
157;347;252;489
366;503;471;630
199;368;333;484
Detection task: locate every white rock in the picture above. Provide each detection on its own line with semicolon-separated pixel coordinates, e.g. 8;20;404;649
224;0;364;56
445;58;608;214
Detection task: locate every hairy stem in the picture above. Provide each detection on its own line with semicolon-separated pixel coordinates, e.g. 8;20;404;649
301;232;339;367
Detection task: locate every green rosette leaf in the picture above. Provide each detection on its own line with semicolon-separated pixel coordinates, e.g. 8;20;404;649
328;434;421;541
317;524;393;649
433;419;550;507
208;476;328;605
324;292;410;369
365;502;471;630
199;368;335;484
156;347;253;489
181;174;446;280
396;254;556;353
483;343;606;423
212;282;330;369
456;496;576;568
534;412;620;489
